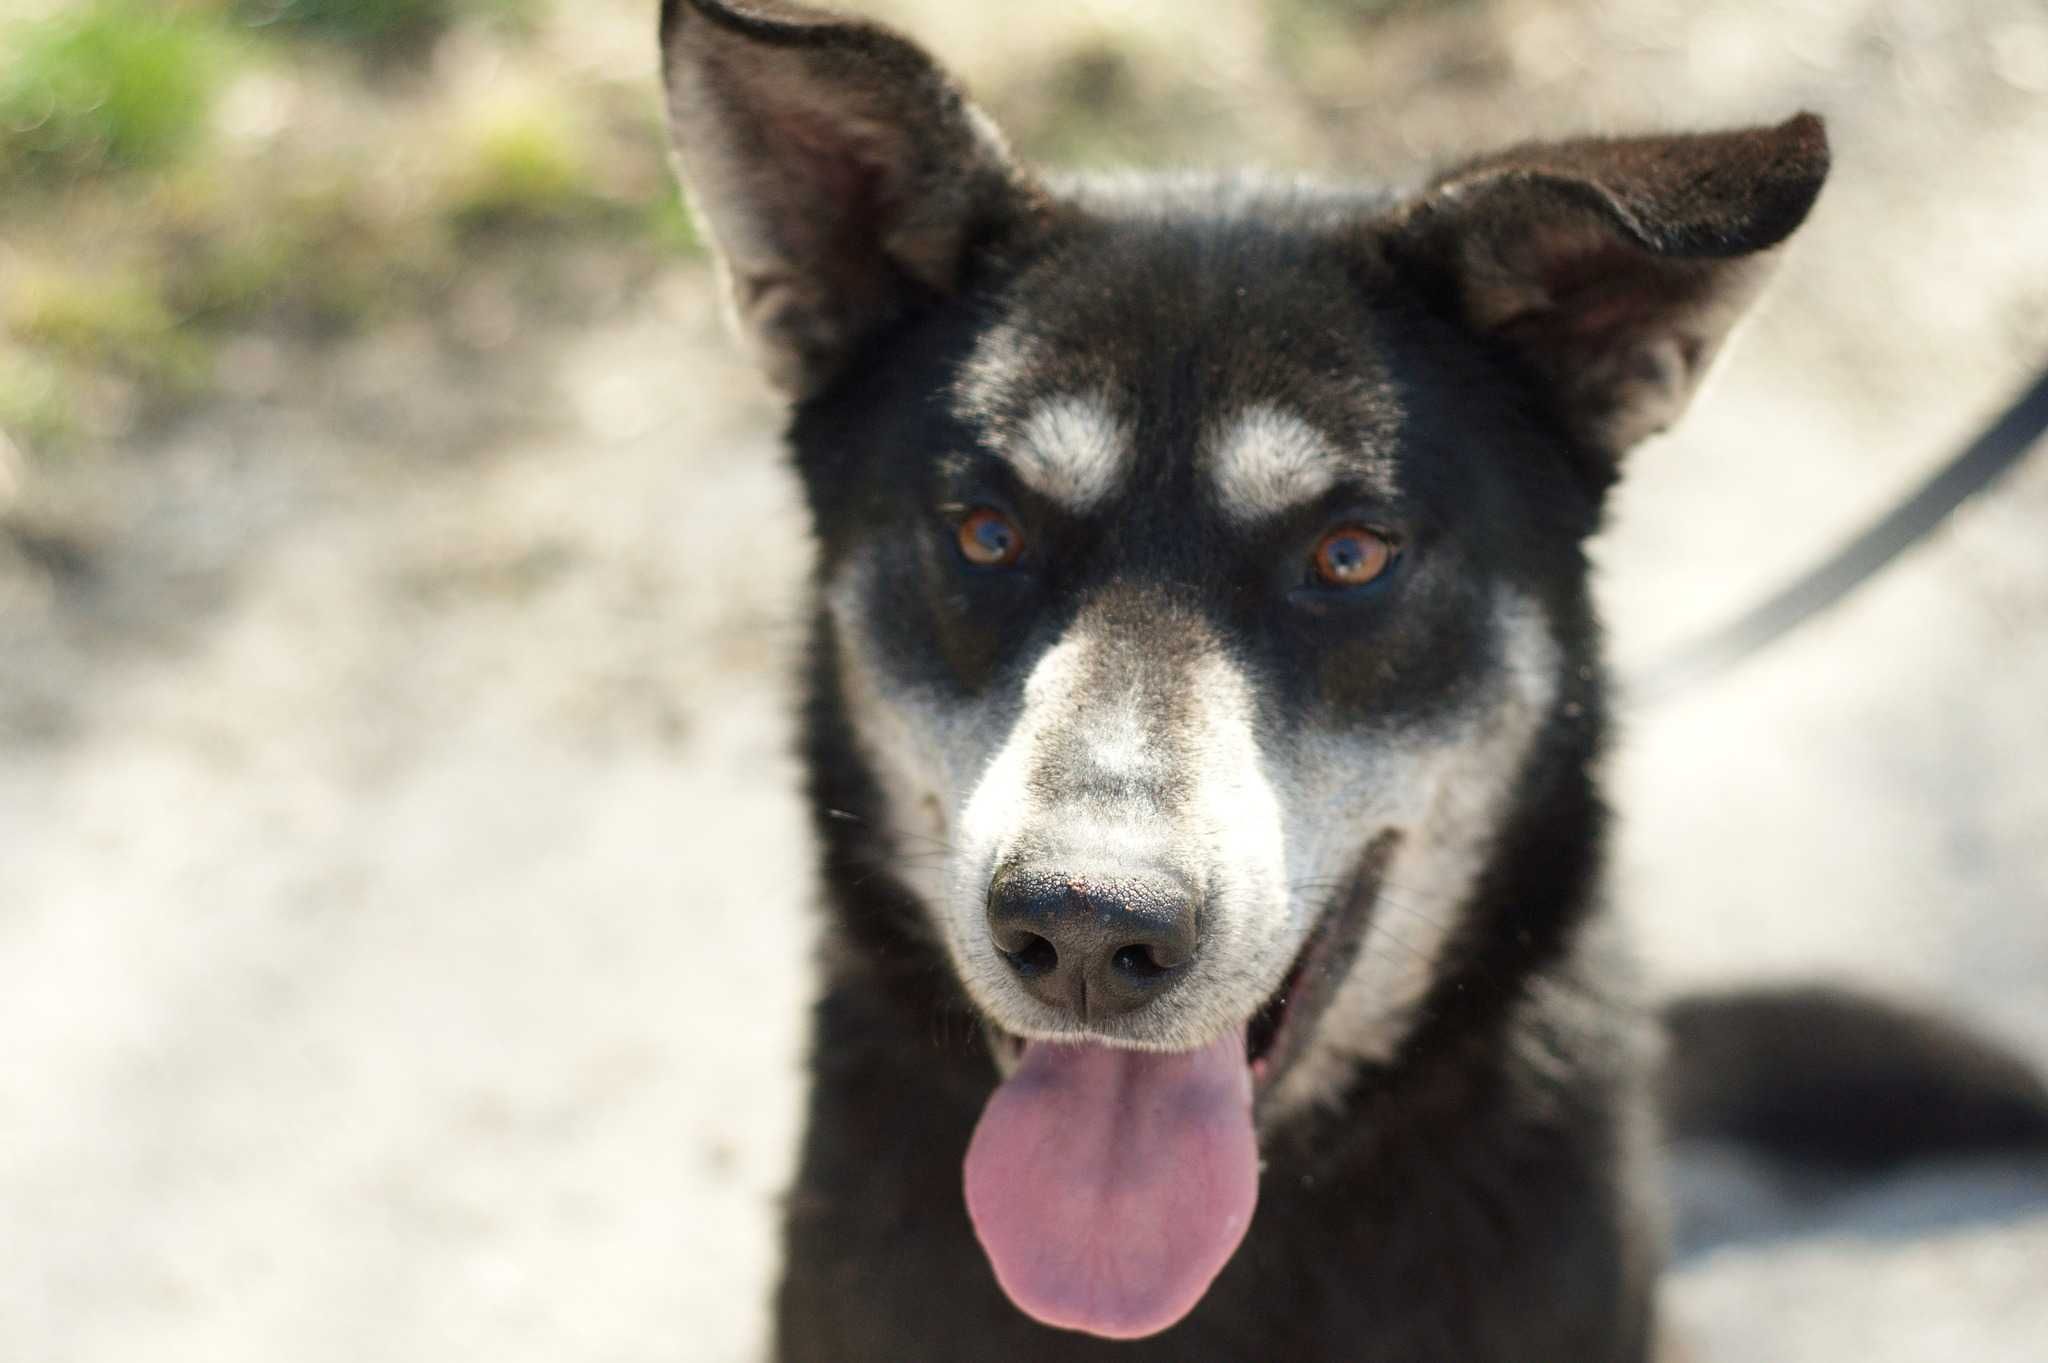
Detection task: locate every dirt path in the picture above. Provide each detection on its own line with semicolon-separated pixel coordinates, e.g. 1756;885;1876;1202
2;277;818;1361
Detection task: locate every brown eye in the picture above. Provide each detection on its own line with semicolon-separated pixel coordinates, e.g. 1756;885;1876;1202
1310;525;1395;588
957;507;1025;569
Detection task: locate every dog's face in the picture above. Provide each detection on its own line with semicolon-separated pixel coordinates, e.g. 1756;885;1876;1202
661;0;1826;1337
815;209;1599;1109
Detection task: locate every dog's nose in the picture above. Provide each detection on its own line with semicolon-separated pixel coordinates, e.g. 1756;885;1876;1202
986;869;1198;1022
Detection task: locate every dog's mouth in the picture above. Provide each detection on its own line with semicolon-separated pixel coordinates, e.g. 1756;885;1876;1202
965;833;1398;1341
1244;832;1396;1100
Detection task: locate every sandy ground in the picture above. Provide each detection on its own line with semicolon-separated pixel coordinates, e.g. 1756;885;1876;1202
3;1;2046;1359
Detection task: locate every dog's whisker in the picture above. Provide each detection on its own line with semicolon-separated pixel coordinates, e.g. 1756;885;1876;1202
1355;922;1441;969
1365;896;1453;933
828;806;959;854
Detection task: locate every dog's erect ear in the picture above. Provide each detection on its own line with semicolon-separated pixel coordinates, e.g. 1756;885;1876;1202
659;0;1038;397
1390;113;1829;461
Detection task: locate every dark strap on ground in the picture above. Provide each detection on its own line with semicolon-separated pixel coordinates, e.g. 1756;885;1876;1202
1630;364;2048;704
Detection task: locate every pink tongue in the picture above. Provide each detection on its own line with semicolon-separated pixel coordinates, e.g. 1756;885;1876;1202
962;1033;1259;1340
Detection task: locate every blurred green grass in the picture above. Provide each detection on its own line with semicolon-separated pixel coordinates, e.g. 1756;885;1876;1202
233;0;535;56
444;105;616;232
0;1;227;183
0;0;700;458
6;269;213;393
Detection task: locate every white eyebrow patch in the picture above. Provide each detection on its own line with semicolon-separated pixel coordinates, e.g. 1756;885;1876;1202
1002;395;1130;511
1207;405;1340;522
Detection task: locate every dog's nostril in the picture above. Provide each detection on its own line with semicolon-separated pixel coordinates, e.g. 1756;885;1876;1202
1111;943;1173;980
1002;934;1059;977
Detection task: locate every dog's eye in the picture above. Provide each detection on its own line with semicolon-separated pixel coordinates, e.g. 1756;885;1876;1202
957;508;1026;569
1310;525;1395;588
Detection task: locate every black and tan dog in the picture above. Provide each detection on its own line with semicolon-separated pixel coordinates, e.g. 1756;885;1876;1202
657;2;2048;1357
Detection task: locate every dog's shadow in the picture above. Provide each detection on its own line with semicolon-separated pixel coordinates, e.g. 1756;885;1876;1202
1668;1144;2048;1261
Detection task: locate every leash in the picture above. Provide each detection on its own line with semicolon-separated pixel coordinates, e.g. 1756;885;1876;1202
1627;363;2048;705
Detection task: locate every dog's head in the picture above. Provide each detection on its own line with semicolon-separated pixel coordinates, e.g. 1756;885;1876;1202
661;0;1826;1338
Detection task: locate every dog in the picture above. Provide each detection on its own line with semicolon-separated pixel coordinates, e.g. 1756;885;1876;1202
657;2;2048;1357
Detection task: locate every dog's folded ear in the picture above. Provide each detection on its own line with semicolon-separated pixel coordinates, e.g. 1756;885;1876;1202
658;0;1038;397
1389;114;1829;462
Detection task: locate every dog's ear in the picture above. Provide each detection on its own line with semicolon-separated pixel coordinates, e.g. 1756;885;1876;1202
659;0;1038;397
1389;114;1829;461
